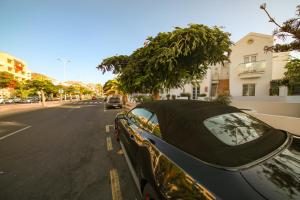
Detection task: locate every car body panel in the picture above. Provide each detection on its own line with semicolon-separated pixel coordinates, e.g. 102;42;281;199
116;113;264;199
118;118;139;169
241;136;300;200
115;102;299;200
137;132;264;200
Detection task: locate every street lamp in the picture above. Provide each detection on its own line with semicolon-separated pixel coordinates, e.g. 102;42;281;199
57;58;71;101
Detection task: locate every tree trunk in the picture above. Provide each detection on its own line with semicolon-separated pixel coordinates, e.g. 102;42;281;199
41;90;46;107
122;94;128;105
152;90;160;100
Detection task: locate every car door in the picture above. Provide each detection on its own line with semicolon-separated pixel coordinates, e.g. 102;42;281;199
120;108;153;169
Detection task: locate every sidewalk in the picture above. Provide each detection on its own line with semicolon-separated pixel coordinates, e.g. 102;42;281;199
0;101;67;116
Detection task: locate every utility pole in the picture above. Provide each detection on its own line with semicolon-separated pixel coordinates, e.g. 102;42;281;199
57;58;71;101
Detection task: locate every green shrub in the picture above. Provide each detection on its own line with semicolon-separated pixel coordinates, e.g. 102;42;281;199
199;93;207;97
212;92;231;105
180;92;191;100
133;95;153;103
142;95;153;102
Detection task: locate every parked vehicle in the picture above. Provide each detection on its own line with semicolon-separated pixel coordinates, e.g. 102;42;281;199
4;98;14;104
23;96;39;103
13;97;22;103
106;97;122;109
114;100;300;200
92;96;97;100
0;98;4;104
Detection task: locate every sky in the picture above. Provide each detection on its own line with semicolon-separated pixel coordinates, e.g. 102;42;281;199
0;0;299;85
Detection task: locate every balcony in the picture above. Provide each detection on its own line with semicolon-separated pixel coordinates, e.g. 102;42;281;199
238;60;266;79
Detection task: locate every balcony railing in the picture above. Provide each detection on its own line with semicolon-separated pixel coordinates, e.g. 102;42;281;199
238;61;266;78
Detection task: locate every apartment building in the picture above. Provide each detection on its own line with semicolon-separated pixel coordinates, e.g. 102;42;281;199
229;32;291;97
0;52;32;81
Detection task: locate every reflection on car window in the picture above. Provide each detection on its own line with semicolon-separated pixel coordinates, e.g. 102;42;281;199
204;112;271;146
128;108;153;127
147;114;161;138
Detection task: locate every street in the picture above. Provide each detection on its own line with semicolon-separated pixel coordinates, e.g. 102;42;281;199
0;101;140;200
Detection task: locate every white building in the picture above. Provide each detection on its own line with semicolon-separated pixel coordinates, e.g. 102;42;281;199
160;62;229;100
161;32;296;100
229;32;292;97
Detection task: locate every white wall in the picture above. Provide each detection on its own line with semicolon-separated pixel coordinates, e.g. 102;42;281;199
272;52;290;80
161;68;212;99
231;99;300;117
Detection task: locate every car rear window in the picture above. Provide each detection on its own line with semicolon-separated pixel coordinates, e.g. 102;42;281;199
108;98;120;103
204;112;271;146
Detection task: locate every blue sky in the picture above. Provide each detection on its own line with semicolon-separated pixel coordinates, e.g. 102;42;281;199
0;0;299;84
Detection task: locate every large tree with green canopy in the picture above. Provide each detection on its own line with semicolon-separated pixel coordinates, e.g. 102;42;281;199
98;24;232;99
25;79;54;106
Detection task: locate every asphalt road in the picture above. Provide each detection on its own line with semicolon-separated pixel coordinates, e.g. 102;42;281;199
0;100;140;200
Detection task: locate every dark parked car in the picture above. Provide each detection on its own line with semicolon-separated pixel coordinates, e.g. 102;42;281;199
106;97;122;109
114;100;300;200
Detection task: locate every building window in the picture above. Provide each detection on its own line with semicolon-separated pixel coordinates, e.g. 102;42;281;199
192;86;200;99
7;59;12;64
251;55;257;62
243;84;255;96
244;55;257;63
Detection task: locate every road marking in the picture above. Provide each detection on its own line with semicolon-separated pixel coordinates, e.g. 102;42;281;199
110;168;122;200
106;125;110;132
107;136;113;151
0;126;31;141
105;125;114;133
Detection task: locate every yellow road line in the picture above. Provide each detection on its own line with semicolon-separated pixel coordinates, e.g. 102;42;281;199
106;125;110;133
110;168;122;200
105;124;114;133
107;136;113;151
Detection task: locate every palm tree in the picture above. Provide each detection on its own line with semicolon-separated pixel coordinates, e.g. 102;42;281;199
103;79;128;105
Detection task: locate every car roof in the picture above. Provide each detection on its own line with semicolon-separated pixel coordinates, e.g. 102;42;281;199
137;100;286;168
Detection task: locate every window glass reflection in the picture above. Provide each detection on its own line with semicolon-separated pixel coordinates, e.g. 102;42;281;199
204;112;271;146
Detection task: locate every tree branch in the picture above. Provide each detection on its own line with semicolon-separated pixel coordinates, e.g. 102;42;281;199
260;4;282;29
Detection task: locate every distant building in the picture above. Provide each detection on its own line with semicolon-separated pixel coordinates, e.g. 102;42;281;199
31;72;60;85
0;52;32;81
